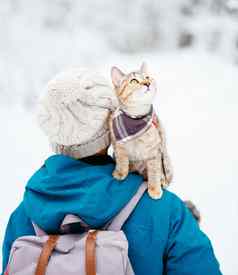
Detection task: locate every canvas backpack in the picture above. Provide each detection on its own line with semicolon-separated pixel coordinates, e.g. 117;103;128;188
5;183;147;275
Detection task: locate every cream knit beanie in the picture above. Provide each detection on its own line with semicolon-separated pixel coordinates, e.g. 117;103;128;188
36;68;118;158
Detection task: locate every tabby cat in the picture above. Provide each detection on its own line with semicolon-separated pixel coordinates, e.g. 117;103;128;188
109;63;173;199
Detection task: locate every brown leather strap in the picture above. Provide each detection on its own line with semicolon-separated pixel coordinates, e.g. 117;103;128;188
85;230;98;275
35;235;59;275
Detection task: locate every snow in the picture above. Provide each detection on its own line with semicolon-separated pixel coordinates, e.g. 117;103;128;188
0;50;237;275
1;0;238;110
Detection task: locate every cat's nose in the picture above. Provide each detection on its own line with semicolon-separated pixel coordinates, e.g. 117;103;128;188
142;78;150;86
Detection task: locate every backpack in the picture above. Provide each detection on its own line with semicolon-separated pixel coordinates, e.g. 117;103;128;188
5;183;147;275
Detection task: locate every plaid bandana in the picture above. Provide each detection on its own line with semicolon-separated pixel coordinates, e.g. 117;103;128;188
112;107;156;143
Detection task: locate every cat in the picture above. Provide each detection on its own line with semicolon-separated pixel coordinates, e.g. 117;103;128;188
109;63;173;199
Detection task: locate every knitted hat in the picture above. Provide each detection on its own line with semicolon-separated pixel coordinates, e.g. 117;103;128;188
36;68;118;158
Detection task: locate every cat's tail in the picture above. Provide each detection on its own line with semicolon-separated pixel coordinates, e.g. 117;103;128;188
184;200;201;223
161;152;173;186
157;118;173;186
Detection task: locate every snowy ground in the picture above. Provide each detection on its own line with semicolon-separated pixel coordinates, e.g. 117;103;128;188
0;51;238;275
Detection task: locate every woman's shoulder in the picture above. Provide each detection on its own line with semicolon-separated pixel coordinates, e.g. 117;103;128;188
135;188;198;233
140;188;189;215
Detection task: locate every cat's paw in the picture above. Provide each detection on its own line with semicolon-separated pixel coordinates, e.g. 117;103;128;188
112;169;128;181
148;186;163;200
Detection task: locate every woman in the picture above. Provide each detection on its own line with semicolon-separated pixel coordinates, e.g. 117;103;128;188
2;68;222;275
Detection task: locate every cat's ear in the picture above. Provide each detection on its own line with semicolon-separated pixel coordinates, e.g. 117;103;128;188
111;66;125;88
140;62;148;74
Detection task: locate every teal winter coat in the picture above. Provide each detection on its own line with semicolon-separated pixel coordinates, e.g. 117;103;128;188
2;154;222;275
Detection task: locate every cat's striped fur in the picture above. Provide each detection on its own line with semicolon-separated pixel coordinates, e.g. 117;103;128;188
109;63;173;199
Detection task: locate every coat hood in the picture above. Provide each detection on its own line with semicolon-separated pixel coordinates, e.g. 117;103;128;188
23;154;143;233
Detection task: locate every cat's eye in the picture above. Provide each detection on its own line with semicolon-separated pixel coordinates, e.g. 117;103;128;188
130;78;139;84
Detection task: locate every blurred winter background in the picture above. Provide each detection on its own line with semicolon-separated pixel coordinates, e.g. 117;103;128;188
0;0;238;274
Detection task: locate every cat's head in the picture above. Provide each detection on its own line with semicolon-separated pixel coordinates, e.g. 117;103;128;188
111;63;156;117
